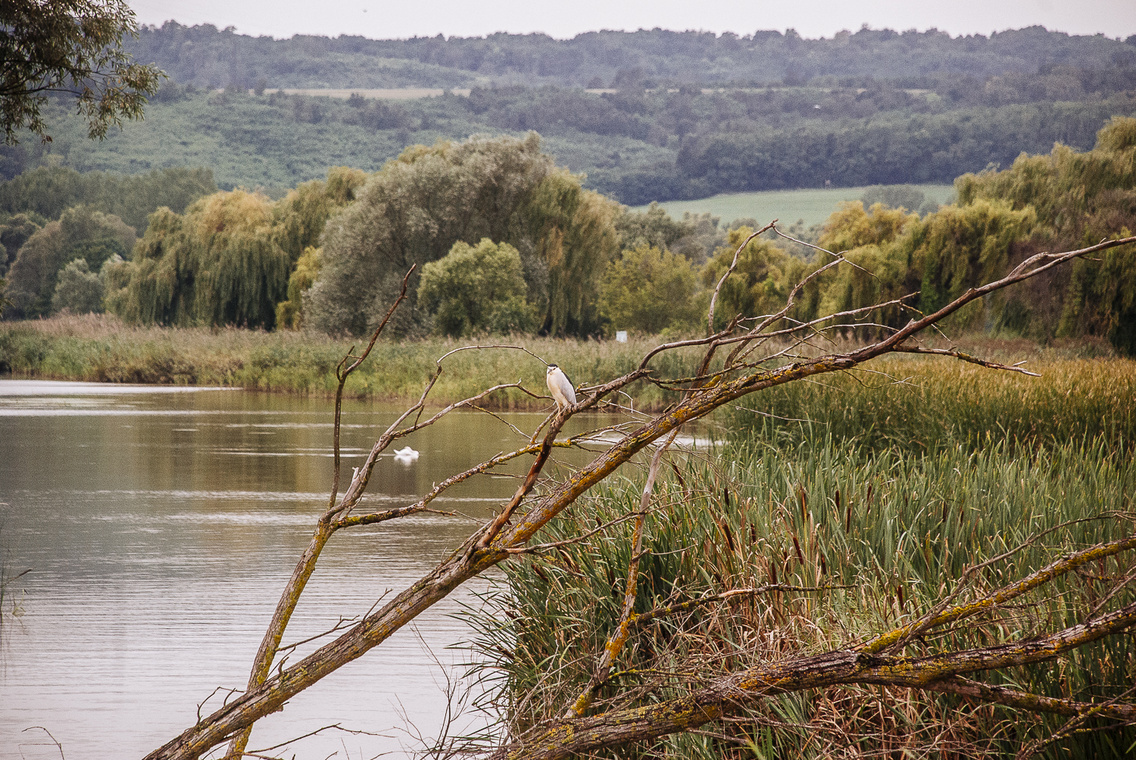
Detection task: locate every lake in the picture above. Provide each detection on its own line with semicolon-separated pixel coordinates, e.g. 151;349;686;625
0;379;574;760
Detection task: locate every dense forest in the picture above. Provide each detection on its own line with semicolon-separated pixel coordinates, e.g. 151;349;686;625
3;119;1134;353
1;24;1134;204
121;23;1136;91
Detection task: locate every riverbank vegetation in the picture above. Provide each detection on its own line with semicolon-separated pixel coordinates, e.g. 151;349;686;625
2;313;1133;419
0;312;696;407
3;119;1135;354
474;431;1135;758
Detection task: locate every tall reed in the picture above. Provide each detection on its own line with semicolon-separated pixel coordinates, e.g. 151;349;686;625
0;314;700;407
731;353;1136;453
468;356;1136;758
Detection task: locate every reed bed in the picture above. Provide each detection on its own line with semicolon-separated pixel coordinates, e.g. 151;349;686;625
5;316;1134;428
732;352;1136;453
0;314;699;408
466;357;1136;759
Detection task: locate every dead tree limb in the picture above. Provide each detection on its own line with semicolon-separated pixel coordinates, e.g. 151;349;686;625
491;595;1136;760
147;234;1136;760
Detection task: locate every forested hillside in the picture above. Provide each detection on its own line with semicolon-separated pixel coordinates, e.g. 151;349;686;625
1;24;1134;204
4;87;1132;206
123;23;1136;91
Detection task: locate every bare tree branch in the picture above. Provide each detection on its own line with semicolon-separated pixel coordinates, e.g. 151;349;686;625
145;234;1136;760
565;429;678;718
706;223;774;336
860;532;1136;655
927;677;1136;723
329;266;416;509
491;598;1136;760
893;345;1041;376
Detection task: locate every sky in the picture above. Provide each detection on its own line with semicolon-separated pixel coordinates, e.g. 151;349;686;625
127;0;1136;41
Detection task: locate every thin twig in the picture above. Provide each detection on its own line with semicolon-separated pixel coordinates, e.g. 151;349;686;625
329;265;415;509
894;345;1041;376
1014;685;1136;760
502;510;645;555
707;223;775;336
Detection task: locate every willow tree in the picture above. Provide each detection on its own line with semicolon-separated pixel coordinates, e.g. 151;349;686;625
271;166;367;265
270;166;367;329
819;200;919;252
305;133;619;337
957;116;1136;246
752;118;1136;352
527;169;621;335
0;213;41;276
112;190;288;328
110;167;363;329
418;238;534;337
275;246;321;330
598;243;701;335
50;257;103;313
954;116;1136;350
791;201;921;335
911;198;1040;323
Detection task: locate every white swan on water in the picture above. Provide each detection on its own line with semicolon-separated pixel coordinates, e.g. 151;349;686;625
394;446;419;464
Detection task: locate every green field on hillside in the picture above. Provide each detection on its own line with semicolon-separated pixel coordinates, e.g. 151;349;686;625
637;184;956;228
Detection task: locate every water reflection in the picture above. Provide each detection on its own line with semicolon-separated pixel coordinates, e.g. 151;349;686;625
0;380;537;760
0;379;716;759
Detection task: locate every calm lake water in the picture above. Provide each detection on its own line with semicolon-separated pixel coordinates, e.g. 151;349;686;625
0;379;576;760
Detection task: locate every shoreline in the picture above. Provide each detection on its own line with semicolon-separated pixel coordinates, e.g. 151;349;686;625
2;313;1127;411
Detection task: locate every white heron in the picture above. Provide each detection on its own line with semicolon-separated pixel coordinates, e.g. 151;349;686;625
545;364;576;411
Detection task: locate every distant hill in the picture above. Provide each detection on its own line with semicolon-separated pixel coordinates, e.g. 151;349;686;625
125;23;1136;91
1;24;1133;206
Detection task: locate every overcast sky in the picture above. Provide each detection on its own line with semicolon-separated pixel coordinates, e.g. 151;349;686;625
127;0;1136;41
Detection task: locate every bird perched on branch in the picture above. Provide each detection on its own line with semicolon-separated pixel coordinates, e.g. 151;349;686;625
546;364;577;411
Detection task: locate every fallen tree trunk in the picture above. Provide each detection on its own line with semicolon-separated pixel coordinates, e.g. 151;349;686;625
145;235;1136;760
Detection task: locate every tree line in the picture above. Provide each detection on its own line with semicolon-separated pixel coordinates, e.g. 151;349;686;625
125;21;1136;91
5;19;1136;205
3;121;1134;353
